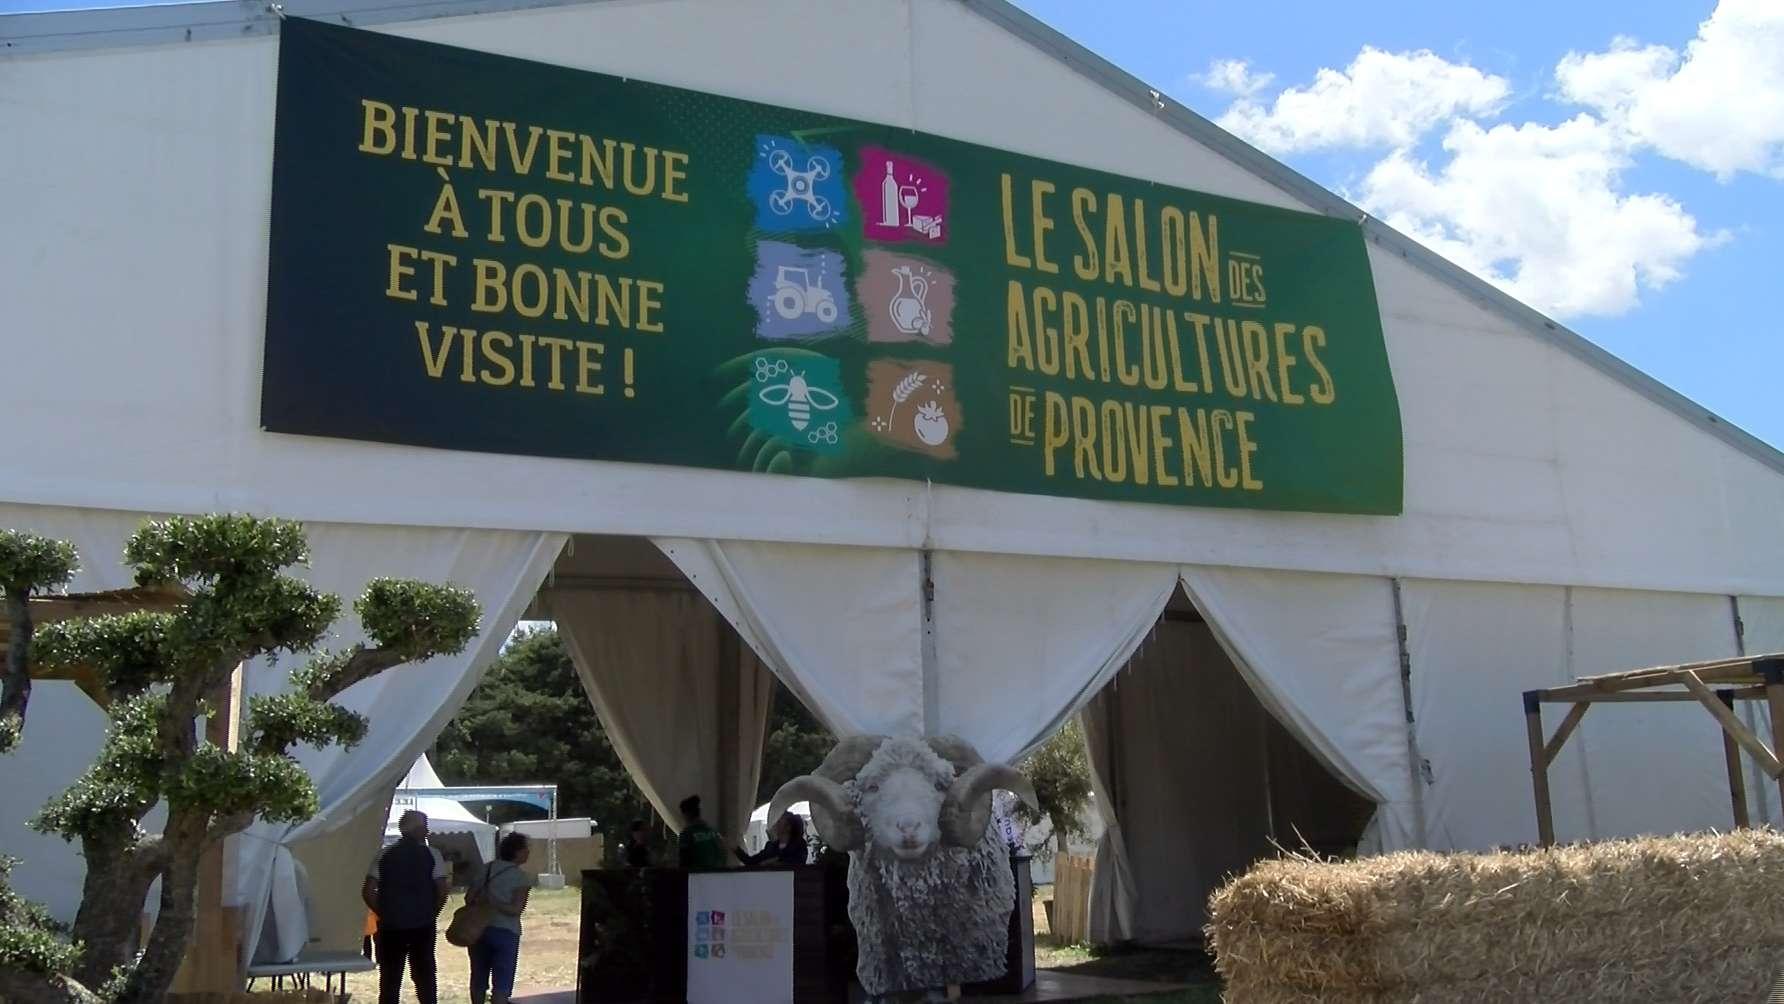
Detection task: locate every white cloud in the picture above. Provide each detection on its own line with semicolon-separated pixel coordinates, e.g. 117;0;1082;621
1215;47;1510;154
1556;0;1784;180
1197;58;1275;97
1358;116;1721;317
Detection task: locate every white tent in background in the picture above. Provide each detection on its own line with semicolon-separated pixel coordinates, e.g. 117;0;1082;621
386;755;497;865
743;800;812;856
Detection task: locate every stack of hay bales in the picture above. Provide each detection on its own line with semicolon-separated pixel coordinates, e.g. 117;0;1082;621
1207;829;1784;1002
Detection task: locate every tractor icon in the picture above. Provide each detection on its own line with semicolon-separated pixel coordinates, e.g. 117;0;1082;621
771;266;838;324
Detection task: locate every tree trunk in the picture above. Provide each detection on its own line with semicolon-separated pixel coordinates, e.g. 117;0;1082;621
69;839;161;988
1;591;33;747
118;836;202;1004
0;968;101;1004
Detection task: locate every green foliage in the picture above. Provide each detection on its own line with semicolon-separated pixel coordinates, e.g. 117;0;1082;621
0;529;80;595
357;578;480;661
165;746;320;824
2;514;485;1004
123;515;309;586
0;856;80;976
435;627;656;846
756;687;834;806
1019;719;1095;852
247;692;368;754
33;612;178;698
173;574;340;665
32;694;167;840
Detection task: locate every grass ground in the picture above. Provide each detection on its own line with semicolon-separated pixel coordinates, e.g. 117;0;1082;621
279;887;1223;1003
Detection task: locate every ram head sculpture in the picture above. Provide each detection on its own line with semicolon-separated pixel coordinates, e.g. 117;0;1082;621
769;734;1039;1003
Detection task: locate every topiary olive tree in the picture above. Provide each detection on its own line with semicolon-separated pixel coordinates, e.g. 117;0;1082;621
0;515;481;1004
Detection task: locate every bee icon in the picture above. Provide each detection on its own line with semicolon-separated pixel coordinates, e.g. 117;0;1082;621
758;371;840;431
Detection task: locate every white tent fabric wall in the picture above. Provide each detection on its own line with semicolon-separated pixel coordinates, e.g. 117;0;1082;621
1401;580;1588;848
1176;567;1416;850
655;539;924;737
929;552;1178;762
3;1;1782;598
235;524;565;967
1563;588;1742;841
550;586;773;843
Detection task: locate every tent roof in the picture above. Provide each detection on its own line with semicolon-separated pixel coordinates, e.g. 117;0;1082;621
390;755;492;833
1;0;1777;484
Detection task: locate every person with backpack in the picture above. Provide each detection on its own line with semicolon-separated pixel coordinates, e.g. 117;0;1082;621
362;810;450;1004
466;831;536;1004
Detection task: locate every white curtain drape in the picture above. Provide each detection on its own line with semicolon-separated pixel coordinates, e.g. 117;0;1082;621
236;524;565;966
1175;566;1415;850
549;587;773;842
929;552;1177;762
1081;695;1136;944
653;539;924;737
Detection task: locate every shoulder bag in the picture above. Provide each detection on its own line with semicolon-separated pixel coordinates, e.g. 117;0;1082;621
444;862;506;947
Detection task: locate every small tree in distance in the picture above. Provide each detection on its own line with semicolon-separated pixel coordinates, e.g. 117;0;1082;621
1016;718;1096;861
0;515;480;1004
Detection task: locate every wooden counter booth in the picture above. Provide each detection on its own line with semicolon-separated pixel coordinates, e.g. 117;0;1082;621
578;856;1034;1003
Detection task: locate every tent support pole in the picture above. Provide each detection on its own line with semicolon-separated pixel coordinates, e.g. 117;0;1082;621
1761;659;1784;817
1523;691;1556;848
1388;579;1428;848
1717;691;1751;829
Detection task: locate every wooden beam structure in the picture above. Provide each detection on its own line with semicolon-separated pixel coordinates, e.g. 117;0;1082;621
1522;653;1784;846
0;586;189;707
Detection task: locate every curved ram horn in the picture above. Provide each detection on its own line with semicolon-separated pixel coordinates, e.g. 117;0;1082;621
770;775;864;852
939;762;1039;848
924;735;984;772
813;734;887;783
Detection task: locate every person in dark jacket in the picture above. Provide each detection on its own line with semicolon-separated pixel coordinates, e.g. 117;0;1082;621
362;810;450;1004
620;819;652;868
734;811;808;867
677;795;726;869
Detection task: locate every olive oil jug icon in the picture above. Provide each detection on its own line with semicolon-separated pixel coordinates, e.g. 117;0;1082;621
888;265;933;337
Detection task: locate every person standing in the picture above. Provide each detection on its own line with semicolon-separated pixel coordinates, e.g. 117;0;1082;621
734;811;809;867
468;832;536;1004
362;810;450;1004
620;819;652;868
677;795;726;870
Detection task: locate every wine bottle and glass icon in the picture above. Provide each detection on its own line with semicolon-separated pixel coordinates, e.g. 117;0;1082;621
878;160;942;239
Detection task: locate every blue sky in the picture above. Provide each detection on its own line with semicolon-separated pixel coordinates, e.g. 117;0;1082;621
1014;0;1784;450
7;0;1779;450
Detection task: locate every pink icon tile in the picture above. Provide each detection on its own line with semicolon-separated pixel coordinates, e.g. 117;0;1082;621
855;147;949;245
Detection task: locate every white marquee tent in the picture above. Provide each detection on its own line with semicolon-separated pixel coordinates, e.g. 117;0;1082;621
386;755;498;865
3;0;1783;966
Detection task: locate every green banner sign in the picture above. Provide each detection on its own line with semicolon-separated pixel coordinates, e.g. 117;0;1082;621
263;19;1402;514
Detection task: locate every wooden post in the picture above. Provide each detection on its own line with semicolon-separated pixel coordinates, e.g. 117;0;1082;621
1718;690;1751;829
1760;659;1784;817
173;663;245;994
1523;691;1556;847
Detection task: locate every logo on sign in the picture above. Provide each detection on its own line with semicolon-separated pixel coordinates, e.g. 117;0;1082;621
693;906;782;961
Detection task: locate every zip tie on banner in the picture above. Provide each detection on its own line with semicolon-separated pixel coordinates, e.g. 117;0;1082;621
266;2;286;19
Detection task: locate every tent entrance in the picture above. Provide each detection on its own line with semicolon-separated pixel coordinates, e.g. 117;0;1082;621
1081;585;1374;945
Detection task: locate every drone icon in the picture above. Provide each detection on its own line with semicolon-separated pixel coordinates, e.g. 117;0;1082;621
766;148;833;222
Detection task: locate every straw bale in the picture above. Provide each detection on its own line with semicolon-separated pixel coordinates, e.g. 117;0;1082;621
1208;829;1784;1002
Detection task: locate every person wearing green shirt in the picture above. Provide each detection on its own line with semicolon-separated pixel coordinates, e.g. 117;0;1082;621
677;794;726;870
